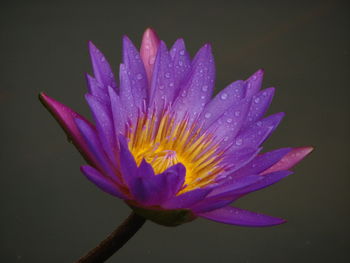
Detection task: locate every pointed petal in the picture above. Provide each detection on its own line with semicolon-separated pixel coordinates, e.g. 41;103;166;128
122;36;148;108
199;80;246;130
39;93;96;166
85;94;116;164
169;38;191;88
75;118;119;182
173;44;215;123
88;41;117;89
242;88;275;128
81;165;125;199
108;86;127;135
262;147;314;174
118;135;138;185
198;206;286;227
85;74;110;103
233;148;292;178
149;41;176;107
119;63;137;121
245;69;264;97
140;28;160;85
162;188;211;209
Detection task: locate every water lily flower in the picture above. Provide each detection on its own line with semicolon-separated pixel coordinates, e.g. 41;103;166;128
40;28;312;228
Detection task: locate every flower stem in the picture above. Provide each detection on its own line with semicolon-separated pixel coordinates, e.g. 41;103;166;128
75;212;146;263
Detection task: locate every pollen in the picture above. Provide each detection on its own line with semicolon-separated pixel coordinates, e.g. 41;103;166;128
126;106;227;193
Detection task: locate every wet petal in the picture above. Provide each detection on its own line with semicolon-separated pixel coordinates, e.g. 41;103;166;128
245;69;264;97
262;147;314;174
169;39;191;88
88;41;117;89
81;165;125;199
140;28;160;85
198;206;286;227
162;188;211;209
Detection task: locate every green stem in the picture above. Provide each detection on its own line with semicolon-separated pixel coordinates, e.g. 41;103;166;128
75;212;146;263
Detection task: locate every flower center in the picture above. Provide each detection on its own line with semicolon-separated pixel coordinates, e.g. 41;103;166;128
126;108;226;192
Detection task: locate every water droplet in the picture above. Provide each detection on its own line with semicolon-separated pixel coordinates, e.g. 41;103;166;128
168;63;173;68
159;85;165;90
220;93;228;100
235;138;243;146
178;60;183;66
100;57;105;62
149;56;156;65
201;95;205;99
223;136;229;142
136;73;143;80
179;50;185;55
181;90;187;97
257;121;262;127
254;97;260;104
202;85;208;91
165;72;171;78
169;82;174;87
204;112;211;119
234;111;240;117
226;118;233;123
161;95;166;100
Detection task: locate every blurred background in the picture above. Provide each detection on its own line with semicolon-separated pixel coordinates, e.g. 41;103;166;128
1;0;349;262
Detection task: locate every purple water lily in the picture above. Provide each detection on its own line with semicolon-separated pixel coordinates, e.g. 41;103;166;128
40;28;312;227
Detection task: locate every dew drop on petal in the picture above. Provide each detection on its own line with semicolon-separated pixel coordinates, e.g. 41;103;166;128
169;82;174;87
179;50;185;55
226;118;233;123
136;73;143;80
149;56;156;65
165;72;171;78
181;90;187;97
220;93;228;100
234;111;240;117
201;95;205;99
159;85;165;90
202;85;208;92
204;112;211;119
100;57;105;62
235;138;243;146
254;97;260;104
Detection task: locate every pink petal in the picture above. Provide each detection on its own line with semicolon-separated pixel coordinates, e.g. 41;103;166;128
140;28;160;85
262;147;314;175
39;92;96;166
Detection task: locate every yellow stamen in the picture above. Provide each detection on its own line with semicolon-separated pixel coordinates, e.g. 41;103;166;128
127;108;225;193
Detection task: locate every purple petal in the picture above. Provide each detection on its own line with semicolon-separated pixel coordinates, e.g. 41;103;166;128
242;88;275;128
173;44;215;123
85;94;116;165
39;93;96;167
88;41;117;89
81;165;125;199
199;80;246;130
117;135;138;185
233;148;292;178
119;63;137;121
205;98;251;141
149;41;176;107
108;86;127;135
169;39;191;89
262;147;314;174
198;206;286;227
140;28;160;85
85;74;110;103
244;69;264;97
162;188;211;209
75;118;120;182
228;112;285;153
122;36;148;108
234;170;293;195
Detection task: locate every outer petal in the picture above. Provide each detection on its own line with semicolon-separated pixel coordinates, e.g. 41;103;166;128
85;74;110;103
140;28;160;85
88;41;117;89
149;41;176;107
262;147;314;174
173;44;215;123
198;206;286;227
245;69;264;97
118;135;138;185
39;93;96;166
199;80;246;130
233;148;292;178
81;165;125;199
162;188;212;209
169;38;191;89
122;36;148;108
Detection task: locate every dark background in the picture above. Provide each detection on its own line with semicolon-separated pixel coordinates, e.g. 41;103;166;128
1;0;349;262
